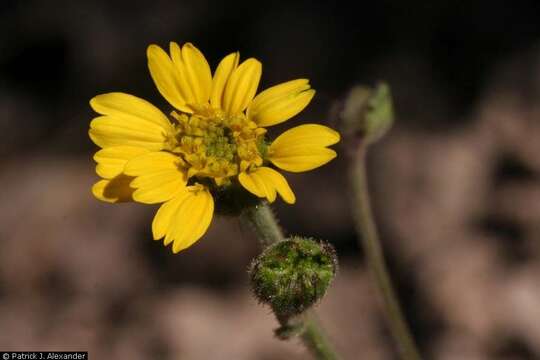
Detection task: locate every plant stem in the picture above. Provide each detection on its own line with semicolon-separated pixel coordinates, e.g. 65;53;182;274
242;203;342;360
301;310;340;360
242;202;284;246
350;145;422;360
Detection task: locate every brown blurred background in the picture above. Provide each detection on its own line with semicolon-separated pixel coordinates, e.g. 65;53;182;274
2;0;540;359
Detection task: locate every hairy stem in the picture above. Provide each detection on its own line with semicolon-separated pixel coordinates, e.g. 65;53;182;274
242;202;342;360
242;203;284;246
301;310;340;360
351;145;422;360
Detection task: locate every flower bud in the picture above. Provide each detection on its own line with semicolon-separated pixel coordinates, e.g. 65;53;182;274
341;82;394;145
249;236;338;318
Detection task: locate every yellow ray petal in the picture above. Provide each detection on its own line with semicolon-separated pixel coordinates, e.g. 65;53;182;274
210;52;239;109
123;151;184;175
89;92;175;150
147;44;191;113
156;187;214;253
92;175;135;203
89;115;169;151
250;79;309;108
152;190;190;241
248;79;314;127
124;152;187;204
179;42;212;105
238;169;276;202
270;124;340;149
268;124;340;173
256;167;295;204
169;42;197;106
129;170;186;203
269;147;337;173
94;146;149;179
90;92;173;131
253;89;314;127
239;167;295;204
222;58;262;115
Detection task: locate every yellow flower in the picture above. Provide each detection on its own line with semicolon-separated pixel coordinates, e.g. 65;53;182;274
89;42;340;253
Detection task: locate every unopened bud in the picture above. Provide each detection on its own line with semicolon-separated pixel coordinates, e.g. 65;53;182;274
249;236;338;318
341;82;394;145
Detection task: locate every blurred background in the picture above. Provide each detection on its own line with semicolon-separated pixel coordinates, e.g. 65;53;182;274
2;0;540;358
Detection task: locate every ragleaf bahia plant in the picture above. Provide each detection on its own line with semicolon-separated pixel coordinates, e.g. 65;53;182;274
89;42;340;253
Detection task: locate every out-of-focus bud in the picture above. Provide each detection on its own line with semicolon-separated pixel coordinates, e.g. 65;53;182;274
249;236;338;318
341;82;394;145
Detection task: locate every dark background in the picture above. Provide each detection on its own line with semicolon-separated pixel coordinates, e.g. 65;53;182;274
2;1;540;358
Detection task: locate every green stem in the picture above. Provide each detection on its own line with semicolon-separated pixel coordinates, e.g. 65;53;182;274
242;202;284;246
351;145;422;360
241;202;342;360
301;310;340;360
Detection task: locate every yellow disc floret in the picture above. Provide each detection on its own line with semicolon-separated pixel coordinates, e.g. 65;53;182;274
170;109;267;186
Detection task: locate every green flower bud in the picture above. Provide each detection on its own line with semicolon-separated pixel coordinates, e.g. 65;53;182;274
249;237;338;318
341;82;394;145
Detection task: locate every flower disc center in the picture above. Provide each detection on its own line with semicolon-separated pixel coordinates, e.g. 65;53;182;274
170;111;267;185
203;126;237;161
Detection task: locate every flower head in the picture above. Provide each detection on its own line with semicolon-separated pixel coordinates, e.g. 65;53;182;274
90;42;340;253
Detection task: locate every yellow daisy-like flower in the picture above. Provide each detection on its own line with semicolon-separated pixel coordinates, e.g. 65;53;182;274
89;42;340;253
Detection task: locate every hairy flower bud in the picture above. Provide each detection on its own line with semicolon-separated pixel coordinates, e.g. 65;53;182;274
341;82;394;145
249;236;338;317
